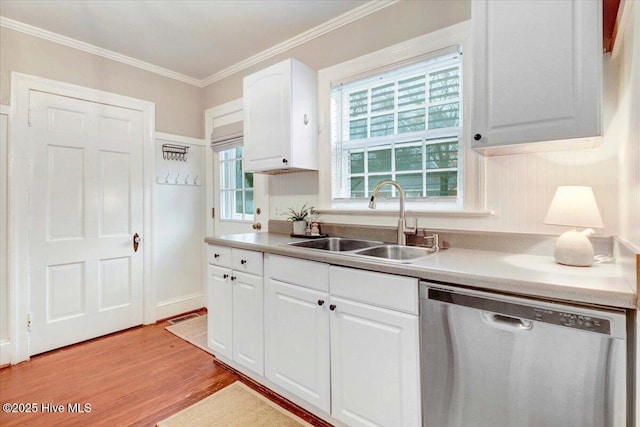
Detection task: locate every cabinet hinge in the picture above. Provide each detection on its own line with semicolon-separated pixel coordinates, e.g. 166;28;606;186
28;108;32;127
211;208;215;219
27;313;31;332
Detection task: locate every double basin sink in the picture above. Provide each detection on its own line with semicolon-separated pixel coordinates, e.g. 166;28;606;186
287;237;436;264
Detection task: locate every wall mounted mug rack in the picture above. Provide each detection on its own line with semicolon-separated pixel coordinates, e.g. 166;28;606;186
162;144;189;161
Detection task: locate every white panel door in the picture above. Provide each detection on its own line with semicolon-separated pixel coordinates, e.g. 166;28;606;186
206;264;232;359
232;271;264;375
330;297;421;427
28;90;144;355
265;279;330;412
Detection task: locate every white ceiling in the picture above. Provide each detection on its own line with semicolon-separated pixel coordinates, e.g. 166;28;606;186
0;0;385;85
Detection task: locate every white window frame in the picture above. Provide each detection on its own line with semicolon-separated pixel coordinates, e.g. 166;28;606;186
332;54;463;203
219;146;254;222
317;21;483;213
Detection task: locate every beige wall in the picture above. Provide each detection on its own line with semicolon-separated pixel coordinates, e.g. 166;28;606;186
204;0;471;108
0;27;203;138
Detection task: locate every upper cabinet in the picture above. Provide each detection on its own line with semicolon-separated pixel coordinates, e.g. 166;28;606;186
471;0;602;156
243;58;318;173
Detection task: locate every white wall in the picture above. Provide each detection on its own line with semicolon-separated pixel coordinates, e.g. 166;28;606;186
612;3;640;249
607;4;640;426
153;133;206;319
0;106;9;365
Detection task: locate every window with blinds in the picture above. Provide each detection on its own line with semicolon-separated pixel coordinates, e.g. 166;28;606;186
331;49;463;205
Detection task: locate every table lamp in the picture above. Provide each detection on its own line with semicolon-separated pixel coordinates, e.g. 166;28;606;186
544;186;604;267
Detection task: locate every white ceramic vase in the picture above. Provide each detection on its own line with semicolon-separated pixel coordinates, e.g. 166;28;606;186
292;221;306;235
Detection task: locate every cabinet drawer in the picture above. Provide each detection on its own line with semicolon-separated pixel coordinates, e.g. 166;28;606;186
330;266;418;315
266;254;329;292
207;245;232;267
232;248;263;276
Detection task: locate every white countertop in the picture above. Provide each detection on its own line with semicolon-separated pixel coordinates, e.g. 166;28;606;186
205;232;637;309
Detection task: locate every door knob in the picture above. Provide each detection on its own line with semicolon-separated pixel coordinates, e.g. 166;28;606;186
252;223;262;230
133;233;141;252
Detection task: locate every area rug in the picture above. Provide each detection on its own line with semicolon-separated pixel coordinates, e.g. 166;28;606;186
165;314;212;354
156;381;312;427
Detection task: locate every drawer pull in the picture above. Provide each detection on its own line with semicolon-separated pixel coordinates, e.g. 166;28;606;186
241;259;247;265
223;274;229;279
214;253;220;259
317;300;325;306
230;276;237;281
329;304;336;311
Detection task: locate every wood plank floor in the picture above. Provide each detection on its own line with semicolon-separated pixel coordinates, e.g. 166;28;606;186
0;312;332;426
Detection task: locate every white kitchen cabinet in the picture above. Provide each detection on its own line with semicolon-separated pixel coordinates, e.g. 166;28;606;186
265;279;331;412
329;268;421;427
243;58;317;173
207;264;233;359
265;255;331;412
206;245;264;375
232;270;264;375
264;255;421;426
471;0;602;155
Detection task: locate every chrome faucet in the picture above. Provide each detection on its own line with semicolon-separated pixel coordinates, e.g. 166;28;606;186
368;180;417;245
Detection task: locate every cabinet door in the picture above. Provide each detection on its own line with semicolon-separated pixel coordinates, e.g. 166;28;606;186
232;271;264;375
265;279;330;412
243;60;291;172
471;0;601;152
207;265;232;359
330;297;421;427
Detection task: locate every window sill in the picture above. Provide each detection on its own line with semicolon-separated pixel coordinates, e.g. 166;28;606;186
313;208;494;218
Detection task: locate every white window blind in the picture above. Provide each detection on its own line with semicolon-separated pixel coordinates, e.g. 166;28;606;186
331;49;463;206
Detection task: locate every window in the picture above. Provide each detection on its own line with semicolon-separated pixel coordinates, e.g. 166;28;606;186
219;147;254;221
331;50;462;206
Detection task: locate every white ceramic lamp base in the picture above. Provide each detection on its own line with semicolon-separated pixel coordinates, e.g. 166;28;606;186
553;229;595;267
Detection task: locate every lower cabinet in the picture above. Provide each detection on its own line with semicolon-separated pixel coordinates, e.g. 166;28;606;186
264;254;421;427
207;264;233;359
329;296;421;427
207;246;264;376
265;279;331;412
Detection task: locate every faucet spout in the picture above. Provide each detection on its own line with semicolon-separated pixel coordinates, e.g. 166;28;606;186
368;180;416;245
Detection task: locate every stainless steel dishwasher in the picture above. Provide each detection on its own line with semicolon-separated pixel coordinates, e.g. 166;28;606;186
420;282;627;427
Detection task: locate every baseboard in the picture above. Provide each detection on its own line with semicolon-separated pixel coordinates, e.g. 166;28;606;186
155;294;205;321
0;340;10;366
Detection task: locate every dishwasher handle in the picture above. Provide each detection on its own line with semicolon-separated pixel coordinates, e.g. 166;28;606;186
482;312;533;331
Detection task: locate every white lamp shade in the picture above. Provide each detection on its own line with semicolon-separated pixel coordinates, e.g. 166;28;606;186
544;186;604;229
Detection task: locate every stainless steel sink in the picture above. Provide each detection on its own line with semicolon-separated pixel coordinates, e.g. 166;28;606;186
353;244;436;263
288;237;384;252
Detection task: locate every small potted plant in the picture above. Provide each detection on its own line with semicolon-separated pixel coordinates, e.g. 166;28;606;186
287;203;313;235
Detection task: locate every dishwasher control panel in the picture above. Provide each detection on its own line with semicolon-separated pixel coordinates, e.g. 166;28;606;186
532;308;610;334
429;288;612;335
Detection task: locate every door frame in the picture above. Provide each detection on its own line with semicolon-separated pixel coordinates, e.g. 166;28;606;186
8;72;156;364
204;99;269;237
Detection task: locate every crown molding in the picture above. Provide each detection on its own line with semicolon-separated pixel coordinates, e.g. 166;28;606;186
0;16;203;87
1;0;398;88
200;0;399;86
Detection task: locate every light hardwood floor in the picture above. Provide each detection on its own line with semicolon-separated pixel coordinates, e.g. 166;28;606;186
0;312;331;426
